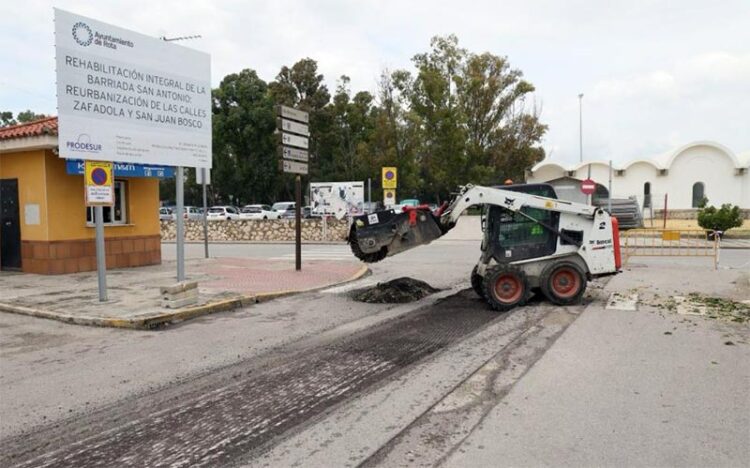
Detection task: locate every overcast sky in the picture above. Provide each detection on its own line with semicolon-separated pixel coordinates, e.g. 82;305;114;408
2;0;748;165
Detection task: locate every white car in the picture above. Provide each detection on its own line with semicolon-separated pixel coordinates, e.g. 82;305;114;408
272;202;296;219
240;204;280;220
159;207;174;220
179;206;203;220
206;206;241;221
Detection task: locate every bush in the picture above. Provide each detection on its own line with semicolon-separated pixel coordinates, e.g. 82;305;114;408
697;199;743;234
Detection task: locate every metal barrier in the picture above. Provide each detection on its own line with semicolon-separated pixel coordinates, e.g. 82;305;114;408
620;229;719;269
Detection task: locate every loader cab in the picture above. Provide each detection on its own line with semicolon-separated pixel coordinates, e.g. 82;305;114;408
482;184;560;264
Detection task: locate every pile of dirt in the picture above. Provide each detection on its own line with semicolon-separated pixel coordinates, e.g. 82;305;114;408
352;277;439;304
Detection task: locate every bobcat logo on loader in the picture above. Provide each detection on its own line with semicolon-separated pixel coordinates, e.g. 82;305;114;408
504;197;515;208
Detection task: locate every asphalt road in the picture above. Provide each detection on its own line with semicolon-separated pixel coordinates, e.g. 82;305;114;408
1;241;748;467
0;241;480;441
1;291;506;467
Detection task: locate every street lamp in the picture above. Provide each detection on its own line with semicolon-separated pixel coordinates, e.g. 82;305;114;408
578;93;584;163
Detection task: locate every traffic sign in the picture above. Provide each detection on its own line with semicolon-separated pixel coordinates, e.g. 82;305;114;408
382;167;397;189
384;188;396;206
196;168;211;185
277;105;309;124
280;132;309;149
84;160;114;205
281;159;309;175
580;178;596;195
277;118;309;136
278;146;309;162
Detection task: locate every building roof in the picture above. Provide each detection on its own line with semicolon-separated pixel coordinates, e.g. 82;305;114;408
0;116;58;141
532;140;749;173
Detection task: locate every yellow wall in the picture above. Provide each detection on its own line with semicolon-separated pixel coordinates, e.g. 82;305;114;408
0;150;50;241
0;148;160;242
44;152;160;240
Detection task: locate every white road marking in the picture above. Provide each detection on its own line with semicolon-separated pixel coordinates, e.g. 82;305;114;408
606;292;639;311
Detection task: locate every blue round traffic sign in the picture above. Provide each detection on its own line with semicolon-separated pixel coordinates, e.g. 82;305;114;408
92;168;108;185
385;170;394;180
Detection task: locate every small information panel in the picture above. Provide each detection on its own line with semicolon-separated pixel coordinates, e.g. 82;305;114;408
85;160;114;205
382;167;398;189
384;188;396;206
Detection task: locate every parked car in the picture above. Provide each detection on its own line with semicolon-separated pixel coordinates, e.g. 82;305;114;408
271;202;296;219
159;207;174;221
240;204;280;220
206;206;241;220
179;206;203;220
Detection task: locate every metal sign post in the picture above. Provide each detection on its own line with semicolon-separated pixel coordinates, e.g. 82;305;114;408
94;206;107;301
200;168;209;259
84;161;114;302
176;166;185;281
608;160;613;213
295;175;302;271
277;105;310;271
368;178;372;212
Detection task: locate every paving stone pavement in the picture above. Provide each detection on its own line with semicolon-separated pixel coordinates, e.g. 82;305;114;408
0;257;366;328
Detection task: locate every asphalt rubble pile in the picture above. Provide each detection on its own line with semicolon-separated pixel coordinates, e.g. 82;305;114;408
352;277;439;304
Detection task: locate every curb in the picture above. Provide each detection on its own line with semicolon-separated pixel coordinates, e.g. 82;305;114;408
0;265;370;330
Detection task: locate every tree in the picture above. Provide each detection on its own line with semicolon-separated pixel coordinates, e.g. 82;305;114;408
390;35;547;201
697;199;743;236
211;69;278;205
0;110;48;127
269;58;332;197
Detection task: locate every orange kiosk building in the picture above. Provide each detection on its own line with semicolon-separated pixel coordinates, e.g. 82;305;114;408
0;117;163;273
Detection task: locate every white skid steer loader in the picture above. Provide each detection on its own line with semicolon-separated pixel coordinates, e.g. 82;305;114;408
349;183;622;311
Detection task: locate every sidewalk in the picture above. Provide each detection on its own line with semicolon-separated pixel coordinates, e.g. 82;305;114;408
445;261;750;467
0;258;367;329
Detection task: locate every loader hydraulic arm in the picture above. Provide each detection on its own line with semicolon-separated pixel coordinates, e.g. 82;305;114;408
439;184;596;230
348;184;599;263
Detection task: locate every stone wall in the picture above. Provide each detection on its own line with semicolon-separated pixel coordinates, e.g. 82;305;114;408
650;209;750;220
160;218;349;242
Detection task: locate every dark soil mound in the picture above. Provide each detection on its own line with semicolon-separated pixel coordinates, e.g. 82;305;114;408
352;277;439;304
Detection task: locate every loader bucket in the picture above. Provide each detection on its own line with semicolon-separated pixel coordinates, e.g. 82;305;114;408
348;207;446;263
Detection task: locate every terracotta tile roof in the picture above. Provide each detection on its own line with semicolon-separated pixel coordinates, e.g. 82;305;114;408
0;116;58;141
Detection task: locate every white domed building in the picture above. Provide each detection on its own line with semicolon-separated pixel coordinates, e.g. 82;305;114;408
527;141;750;218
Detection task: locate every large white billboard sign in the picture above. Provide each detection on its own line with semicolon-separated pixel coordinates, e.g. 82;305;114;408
54;9;212;168
310;182;365;219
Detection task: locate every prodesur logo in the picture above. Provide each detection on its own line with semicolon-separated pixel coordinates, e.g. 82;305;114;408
66;134;102;153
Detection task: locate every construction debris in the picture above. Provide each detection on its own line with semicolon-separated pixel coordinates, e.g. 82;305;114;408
160;281;199;309
352;277;439;304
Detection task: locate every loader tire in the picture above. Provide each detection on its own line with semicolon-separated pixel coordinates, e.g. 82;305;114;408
540;261;587;306
471;265;485;299
483;265;528;312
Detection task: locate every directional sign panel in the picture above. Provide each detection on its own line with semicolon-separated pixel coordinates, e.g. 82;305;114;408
277;118;309;136
279;146;309;162
84;160;114;206
281;132;309;149
281;159;309;175
277;105;309;124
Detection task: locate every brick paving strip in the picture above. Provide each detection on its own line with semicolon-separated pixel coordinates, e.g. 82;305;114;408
0;258;367;329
